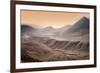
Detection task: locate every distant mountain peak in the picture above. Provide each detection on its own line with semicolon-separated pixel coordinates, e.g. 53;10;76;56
81;16;88;20
21;25;35;34
58;25;71;29
67;16;89;32
77;16;89;24
44;26;54;29
42;26;55;31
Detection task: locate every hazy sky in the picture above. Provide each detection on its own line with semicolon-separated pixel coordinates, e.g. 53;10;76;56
21;10;89;28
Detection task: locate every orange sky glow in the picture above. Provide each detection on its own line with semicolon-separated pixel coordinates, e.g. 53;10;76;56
21;10;89;28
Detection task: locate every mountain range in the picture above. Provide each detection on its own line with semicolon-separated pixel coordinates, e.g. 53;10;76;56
21;16;89;62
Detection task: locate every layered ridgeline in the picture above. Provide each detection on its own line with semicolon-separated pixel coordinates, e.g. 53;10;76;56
21;17;89;62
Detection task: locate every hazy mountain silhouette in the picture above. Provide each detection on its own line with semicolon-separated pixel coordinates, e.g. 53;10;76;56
57;17;89;41
67;17;89;32
43;26;55;31
21;16;89;62
21;25;35;33
40;26;55;33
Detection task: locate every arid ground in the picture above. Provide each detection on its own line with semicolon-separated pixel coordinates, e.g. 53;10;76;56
21;17;90;62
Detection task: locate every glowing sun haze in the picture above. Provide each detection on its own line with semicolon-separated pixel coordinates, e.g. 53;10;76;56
21;10;89;28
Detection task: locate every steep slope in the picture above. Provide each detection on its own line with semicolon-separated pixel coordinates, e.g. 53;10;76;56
21;25;36;34
21;37;89;62
44;39;89;51
21;37;53;62
21;25;54;62
58;17;90;41
21;16;90;62
67;17;89;32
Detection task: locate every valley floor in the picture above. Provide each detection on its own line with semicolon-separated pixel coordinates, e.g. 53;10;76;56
21;48;89;62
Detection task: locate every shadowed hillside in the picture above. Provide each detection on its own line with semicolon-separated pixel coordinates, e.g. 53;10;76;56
21;17;89;62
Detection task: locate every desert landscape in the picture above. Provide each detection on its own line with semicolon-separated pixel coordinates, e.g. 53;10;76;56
21;16;90;62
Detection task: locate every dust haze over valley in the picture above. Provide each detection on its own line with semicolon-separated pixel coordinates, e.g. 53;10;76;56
21;10;90;62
